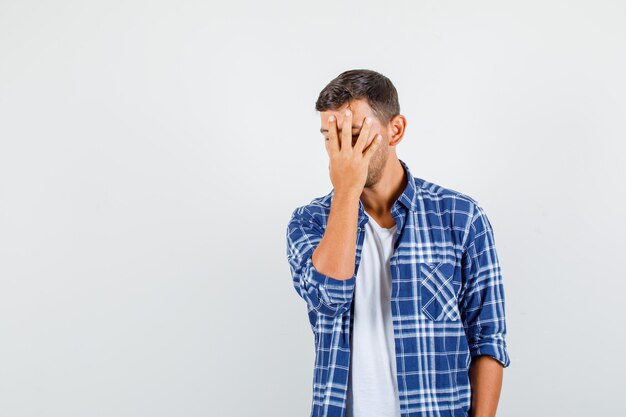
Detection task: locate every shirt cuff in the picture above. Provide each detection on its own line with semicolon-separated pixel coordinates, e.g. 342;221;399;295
469;339;511;368
306;258;356;306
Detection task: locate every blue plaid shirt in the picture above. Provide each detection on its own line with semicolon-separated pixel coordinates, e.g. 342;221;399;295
286;159;511;417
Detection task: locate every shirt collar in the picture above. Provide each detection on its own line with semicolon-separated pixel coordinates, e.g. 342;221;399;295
394;158;420;212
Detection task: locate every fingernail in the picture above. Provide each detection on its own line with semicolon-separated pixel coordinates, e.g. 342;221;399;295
329;115;335;122
365;117;371;124
345;109;351;116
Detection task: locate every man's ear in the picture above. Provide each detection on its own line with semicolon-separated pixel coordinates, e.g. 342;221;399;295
389;115;407;146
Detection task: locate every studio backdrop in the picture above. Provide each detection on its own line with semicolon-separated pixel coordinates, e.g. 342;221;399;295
0;1;624;416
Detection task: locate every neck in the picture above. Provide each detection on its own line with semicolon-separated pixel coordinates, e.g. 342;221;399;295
360;157;407;216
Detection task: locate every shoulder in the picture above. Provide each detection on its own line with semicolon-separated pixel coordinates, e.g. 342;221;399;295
288;189;333;227
417;177;496;250
417;177;481;217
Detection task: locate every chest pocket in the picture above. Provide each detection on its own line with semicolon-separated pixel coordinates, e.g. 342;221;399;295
419;261;461;321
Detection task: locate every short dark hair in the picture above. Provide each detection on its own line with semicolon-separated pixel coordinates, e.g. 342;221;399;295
315;69;400;125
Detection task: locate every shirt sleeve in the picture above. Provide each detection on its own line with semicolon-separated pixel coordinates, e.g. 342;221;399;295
459;203;511;368
286;205;356;317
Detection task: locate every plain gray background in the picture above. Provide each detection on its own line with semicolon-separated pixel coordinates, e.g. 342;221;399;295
1;1;625;416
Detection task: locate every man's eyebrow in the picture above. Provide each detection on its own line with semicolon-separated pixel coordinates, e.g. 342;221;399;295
320;124;363;134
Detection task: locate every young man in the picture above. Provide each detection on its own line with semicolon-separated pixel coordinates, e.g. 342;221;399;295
286;69;511;417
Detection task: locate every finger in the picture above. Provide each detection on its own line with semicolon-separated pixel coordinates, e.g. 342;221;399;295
327;115;339;154
363;134;383;160
353;116;372;154
340;109;352;151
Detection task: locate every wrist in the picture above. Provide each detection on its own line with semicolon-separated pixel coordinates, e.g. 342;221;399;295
333;187;362;202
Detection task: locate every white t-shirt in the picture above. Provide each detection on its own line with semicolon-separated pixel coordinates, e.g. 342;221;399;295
346;211;401;417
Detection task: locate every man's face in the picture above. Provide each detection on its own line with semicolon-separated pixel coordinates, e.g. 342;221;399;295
319;98;390;188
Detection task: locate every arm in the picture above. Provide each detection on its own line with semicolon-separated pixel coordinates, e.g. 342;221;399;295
459;203;511;416
285;191;361;317
468;356;503;417
312;191;361;280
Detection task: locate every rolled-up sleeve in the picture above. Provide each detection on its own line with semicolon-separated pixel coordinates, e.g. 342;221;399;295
459;203;511;368
286;206;356;317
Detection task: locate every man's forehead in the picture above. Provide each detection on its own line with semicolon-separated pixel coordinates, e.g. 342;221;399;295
324;100;371;115
322;109;370;119
320;109;372;125
318;99;374;133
